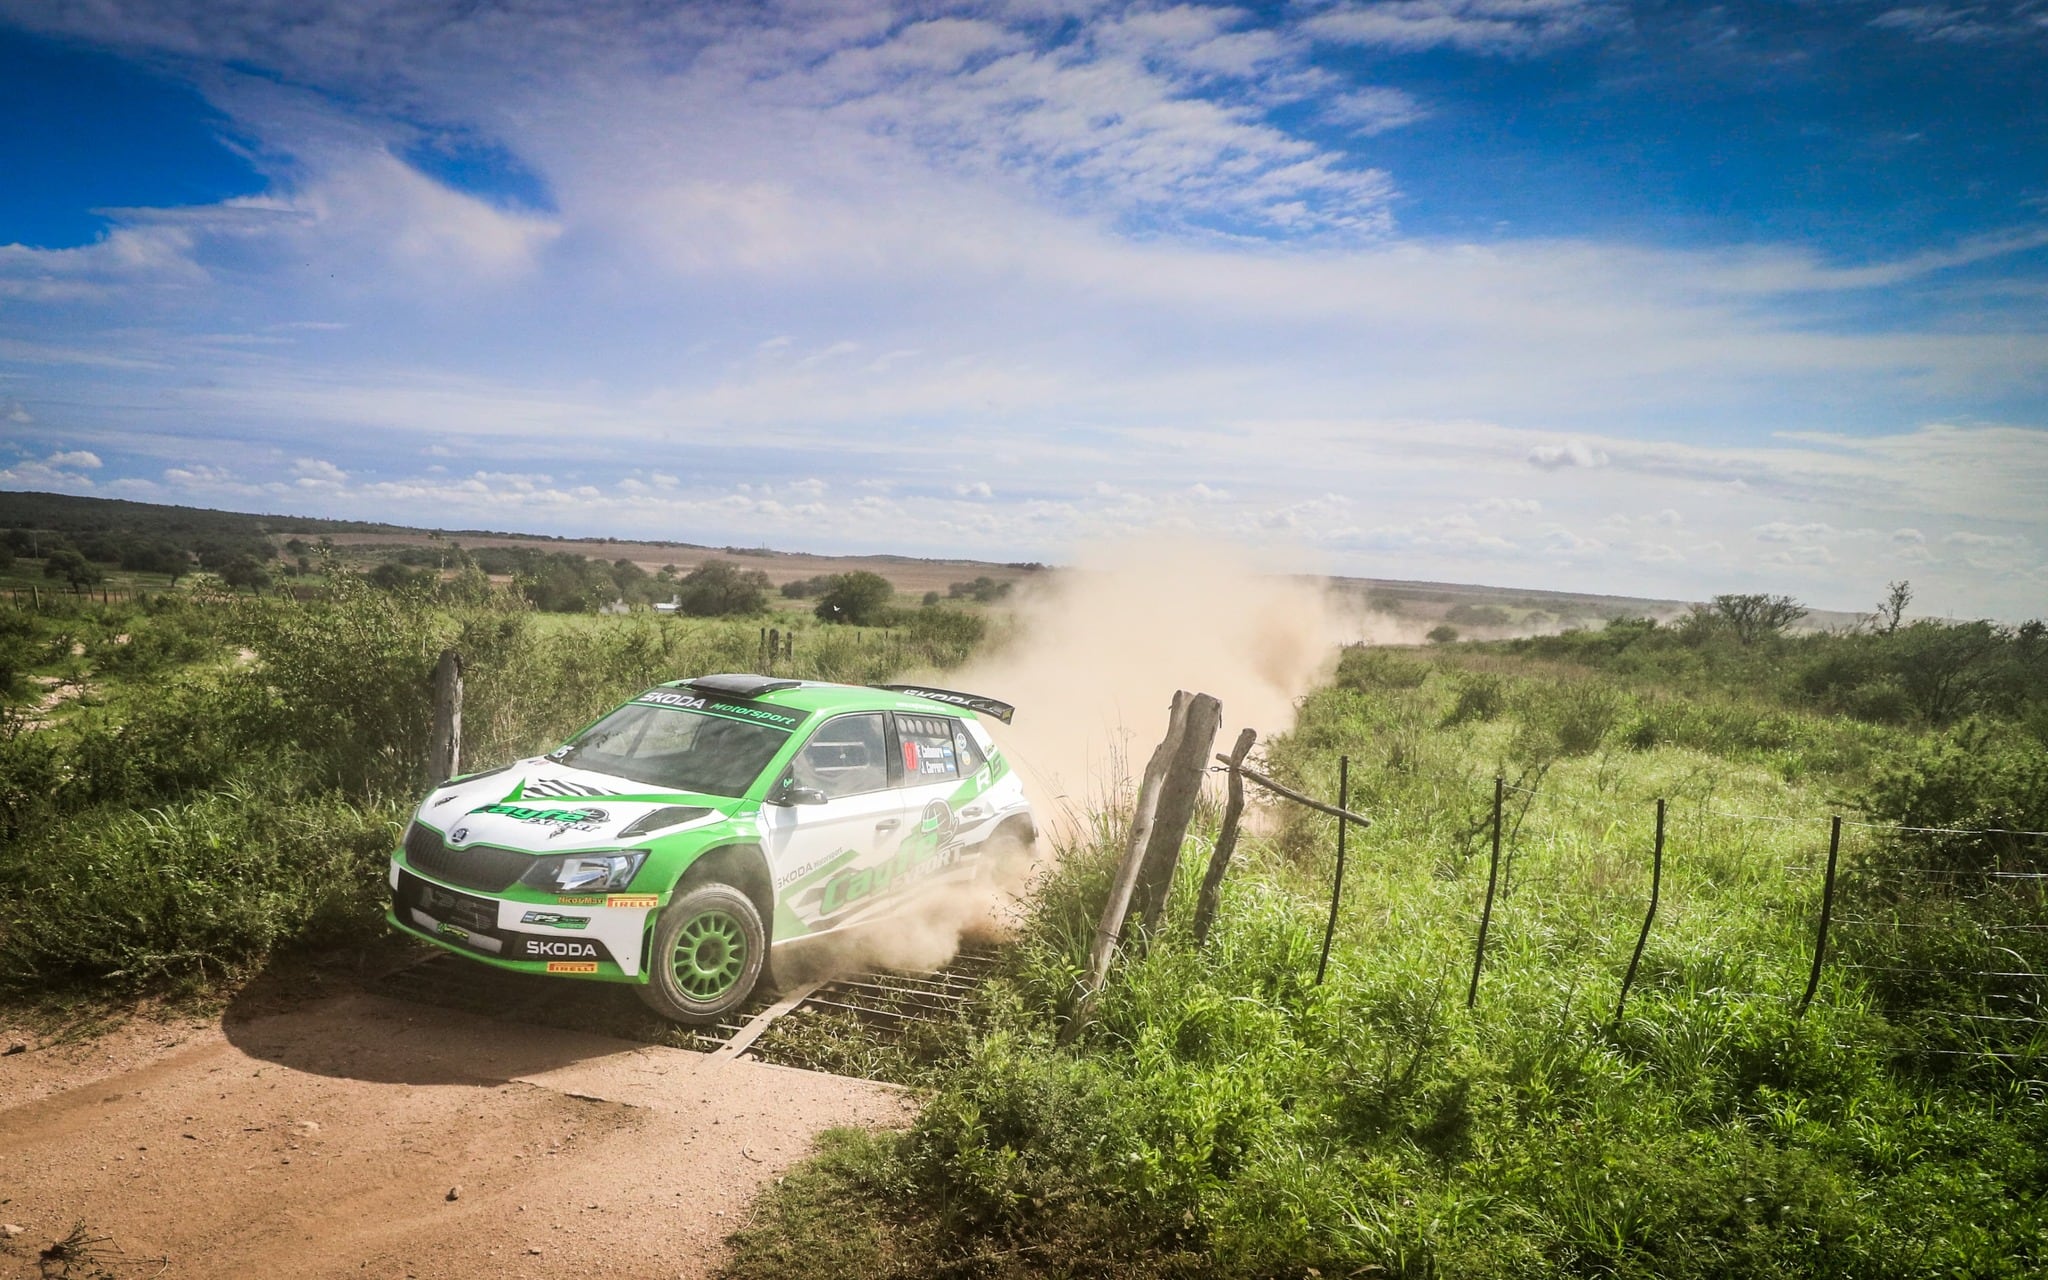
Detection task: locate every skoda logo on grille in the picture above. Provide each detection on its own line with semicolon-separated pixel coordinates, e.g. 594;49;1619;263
450;827;469;842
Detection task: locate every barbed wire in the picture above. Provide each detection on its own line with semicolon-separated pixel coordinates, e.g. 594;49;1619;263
1838;818;2048;838
1834;918;2048;933
1841;963;2045;980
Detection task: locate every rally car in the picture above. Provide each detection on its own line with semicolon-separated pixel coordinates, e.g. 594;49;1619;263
387;675;1032;1023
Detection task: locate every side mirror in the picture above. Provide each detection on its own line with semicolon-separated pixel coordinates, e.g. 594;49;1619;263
780;786;829;806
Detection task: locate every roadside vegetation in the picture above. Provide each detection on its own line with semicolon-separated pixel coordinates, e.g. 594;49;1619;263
0;560;991;1006
727;601;2048;1280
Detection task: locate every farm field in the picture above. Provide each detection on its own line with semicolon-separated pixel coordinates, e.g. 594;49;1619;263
0;523;2041;1278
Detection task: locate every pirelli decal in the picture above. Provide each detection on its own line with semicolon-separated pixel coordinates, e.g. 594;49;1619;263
546;961;600;974
550;892;658;909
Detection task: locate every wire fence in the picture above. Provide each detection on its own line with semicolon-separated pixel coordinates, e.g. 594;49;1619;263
1442;776;2048;1074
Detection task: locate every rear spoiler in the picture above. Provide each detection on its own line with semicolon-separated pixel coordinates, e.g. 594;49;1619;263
876;684;1016;725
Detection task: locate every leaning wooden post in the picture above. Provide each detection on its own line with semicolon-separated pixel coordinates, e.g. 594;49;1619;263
1315;755;1351;986
1468;774;1504;1009
1193;728;1258;945
1613;797;1665;1025
1797;816;1843;1018
429;648;464;784
1131;692;1223;938
1062;691;1191;1044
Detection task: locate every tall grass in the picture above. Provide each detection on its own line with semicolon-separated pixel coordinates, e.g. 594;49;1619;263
0;573;987;998
728;651;2048;1279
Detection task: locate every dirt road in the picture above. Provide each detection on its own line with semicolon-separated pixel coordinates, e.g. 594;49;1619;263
0;992;912;1278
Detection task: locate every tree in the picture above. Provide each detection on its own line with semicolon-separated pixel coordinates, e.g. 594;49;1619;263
674;560;771;617
42;548;104;593
1892;620;2007;724
780;574;839;599
220;555;273;593
1426;624;1459;644
367;561;428;592
815;571;895;625
120;539;188;582
1710;593;1807;644
1877;580;1912;635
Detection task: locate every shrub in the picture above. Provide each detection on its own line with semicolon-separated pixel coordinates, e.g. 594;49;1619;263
815;571;895;625
1442;673;1507;726
1334;645;1429;691
673;559;771;617
0;787;399;993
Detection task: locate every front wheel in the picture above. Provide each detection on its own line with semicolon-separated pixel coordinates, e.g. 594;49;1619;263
636;883;767;1024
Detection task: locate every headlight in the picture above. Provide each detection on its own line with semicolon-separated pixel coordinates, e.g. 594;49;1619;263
523;851;648;893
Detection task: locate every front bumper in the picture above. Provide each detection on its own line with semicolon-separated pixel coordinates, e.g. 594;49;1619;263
387;859;660;981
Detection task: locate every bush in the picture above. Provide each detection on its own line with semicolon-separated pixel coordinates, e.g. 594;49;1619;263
1442;673;1507;726
673;559;771;617
0;787;399;993
1334;645;1429;691
815;571;895;625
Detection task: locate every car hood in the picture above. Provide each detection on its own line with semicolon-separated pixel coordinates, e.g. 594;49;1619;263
415;758;740;852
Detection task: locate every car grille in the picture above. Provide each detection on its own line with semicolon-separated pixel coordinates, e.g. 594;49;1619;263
403;823;538;893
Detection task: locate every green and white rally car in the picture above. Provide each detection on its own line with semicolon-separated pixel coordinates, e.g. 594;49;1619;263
387;674;1031;1023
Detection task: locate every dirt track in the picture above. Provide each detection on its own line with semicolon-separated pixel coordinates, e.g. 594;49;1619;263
0;992;912;1278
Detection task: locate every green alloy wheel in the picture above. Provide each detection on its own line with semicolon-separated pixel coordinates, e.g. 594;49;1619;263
638;882;767;1023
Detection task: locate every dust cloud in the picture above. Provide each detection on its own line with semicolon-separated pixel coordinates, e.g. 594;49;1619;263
799;539;1413;977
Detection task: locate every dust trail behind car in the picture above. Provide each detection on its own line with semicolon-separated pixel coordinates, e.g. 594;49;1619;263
810;538;1417;974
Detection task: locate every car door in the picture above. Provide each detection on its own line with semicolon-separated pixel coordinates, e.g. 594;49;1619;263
888;710;978;888
759;712;912;935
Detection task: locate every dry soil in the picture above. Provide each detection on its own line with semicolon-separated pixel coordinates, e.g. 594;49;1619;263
0;992;912;1279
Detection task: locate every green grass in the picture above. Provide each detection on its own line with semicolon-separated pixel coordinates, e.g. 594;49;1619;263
725;649;2048;1280
0;571;994;1004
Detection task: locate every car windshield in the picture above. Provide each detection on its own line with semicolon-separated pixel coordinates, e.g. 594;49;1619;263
554;703;792;798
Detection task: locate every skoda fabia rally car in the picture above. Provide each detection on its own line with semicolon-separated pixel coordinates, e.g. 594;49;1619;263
388;675;1032;1022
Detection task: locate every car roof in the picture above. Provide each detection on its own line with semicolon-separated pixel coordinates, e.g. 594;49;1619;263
653;676;977;721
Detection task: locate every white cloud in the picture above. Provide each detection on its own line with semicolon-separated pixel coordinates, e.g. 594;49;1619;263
47;450;101;469
1527;439;1610;470
292;457;348;487
1306;0;1617;56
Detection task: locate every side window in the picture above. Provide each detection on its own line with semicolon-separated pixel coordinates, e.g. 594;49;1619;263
791;713;889;799
896;714;961;784
953;721;987;774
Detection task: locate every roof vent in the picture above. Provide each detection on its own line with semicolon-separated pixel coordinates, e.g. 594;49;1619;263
684;673;805;698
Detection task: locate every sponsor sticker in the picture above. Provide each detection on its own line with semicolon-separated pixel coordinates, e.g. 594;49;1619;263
522;938;600;960
519;911;590;930
545;961;600;974
606;893;660;909
555;895;605;906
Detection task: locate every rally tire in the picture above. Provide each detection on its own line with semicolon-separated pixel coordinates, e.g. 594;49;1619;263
636;882;768;1024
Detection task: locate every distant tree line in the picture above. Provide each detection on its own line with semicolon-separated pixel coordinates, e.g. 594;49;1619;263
1503;587;2047;732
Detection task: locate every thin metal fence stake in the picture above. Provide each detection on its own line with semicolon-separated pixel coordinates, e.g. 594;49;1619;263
1469;774;1504;1009
1316;755;1349;986
1614;797;1665;1025
1798;816;1843;1018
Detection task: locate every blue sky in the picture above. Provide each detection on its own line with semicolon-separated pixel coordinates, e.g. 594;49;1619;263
1;0;2044;617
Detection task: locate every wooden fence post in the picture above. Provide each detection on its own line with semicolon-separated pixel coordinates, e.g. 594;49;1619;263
1315;754;1350;986
429;649;463;784
1797;816;1842;1018
1131;692;1223;938
1468;774;1504;1009
1614;797;1665;1025
1193;728;1258;945
1062;690;1192;1044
